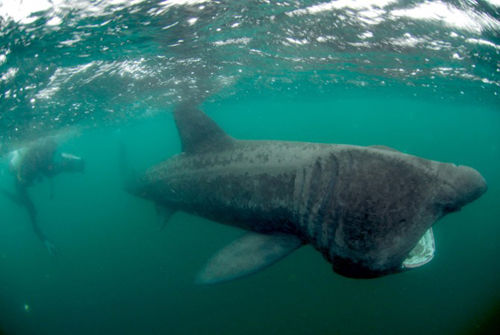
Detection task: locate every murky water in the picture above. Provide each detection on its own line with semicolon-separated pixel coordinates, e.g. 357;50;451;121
1;1;499;334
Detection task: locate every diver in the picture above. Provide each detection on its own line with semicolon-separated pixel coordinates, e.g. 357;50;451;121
1;138;85;255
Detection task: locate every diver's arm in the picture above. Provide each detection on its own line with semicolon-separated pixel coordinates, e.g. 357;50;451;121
51;152;85;176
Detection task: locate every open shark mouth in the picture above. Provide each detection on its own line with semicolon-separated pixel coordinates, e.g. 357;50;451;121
402;228;436;269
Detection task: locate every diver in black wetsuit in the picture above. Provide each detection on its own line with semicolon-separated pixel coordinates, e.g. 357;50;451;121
1;138;85;255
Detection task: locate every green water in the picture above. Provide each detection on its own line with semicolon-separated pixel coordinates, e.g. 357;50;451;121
1;1;499;334
1;91;499;334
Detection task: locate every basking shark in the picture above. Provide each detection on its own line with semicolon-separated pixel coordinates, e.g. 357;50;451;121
126;104;487;283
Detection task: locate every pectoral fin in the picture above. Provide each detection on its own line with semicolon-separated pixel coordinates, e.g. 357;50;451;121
196;232;302;285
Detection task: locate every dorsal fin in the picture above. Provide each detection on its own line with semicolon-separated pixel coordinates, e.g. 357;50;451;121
173;103;234;154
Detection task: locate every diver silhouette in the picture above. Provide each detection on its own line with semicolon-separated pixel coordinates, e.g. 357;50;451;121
1;138;85;255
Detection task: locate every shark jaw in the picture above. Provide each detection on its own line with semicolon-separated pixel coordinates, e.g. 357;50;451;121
402;228;436;269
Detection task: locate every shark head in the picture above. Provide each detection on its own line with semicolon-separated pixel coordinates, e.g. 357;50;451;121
401;163;487;271
332;155;487;279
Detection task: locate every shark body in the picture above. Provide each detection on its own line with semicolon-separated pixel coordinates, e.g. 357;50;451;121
128;105;487;283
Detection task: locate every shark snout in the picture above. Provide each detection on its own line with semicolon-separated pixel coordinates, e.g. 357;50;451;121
454;165;487;202
440;164;487;212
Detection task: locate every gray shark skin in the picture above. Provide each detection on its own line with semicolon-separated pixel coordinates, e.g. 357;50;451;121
127;105;487;283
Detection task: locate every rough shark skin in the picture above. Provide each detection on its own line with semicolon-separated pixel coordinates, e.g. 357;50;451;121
128;105;487;280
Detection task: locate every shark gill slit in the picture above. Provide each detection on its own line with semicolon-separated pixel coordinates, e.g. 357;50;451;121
319;154;338;253
313;155;338;253
297;166;309;232
293;162;317;242
292;155;338;253
309;159;325;246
